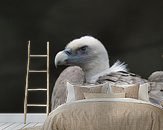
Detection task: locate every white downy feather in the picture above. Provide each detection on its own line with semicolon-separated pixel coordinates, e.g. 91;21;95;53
90;60;127;83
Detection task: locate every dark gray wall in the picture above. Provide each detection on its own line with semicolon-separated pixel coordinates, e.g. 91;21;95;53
0;0;162;112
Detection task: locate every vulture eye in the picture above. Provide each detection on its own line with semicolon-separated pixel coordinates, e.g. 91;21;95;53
76;46;88;55
79;46;88;52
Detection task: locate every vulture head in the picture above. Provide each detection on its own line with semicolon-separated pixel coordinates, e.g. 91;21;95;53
55;36;127;83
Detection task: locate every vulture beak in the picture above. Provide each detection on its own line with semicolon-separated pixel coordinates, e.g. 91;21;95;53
55;48;73;67
55;51;69;67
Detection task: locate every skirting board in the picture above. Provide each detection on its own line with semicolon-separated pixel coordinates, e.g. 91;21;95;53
0;113;47;123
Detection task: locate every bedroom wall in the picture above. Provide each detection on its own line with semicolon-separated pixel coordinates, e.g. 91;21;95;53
0;0;162;112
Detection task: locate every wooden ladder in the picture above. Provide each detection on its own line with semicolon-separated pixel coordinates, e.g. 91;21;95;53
24;41;50;124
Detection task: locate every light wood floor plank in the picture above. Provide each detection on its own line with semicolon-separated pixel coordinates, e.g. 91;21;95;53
4;123;21;130
0;123;6;128
13;123;30;130
0;122;43;130
0;113;46;123
23;123;38;129
0;123;14;129
35;123;43;127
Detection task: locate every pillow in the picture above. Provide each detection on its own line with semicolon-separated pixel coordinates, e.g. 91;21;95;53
112;84;139;99
66;81;76;103
66;82;109;103
84;92;125;99
160;100;163;107
139;83;150;102
112;83;150;101
73;85;102;100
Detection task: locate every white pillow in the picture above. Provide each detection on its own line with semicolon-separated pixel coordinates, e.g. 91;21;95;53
139;83;149;102
113;83;149;102
66;82;76;103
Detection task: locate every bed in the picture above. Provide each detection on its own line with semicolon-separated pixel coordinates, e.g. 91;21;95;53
40;81;163;130
23;72;163;130
23;92;163;130
42;98;163;130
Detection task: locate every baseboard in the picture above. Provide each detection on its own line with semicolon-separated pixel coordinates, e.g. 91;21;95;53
0;113;47;123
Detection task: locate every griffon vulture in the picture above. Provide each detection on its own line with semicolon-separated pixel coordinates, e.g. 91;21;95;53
51;36;147;110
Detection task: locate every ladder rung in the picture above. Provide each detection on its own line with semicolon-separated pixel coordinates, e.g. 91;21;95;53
27;104;47;107
29;70;47;72
28;88;47;91
30;55;47;57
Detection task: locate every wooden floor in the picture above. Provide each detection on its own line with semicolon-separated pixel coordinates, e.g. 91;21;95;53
0;113;46;130
0;122;43;130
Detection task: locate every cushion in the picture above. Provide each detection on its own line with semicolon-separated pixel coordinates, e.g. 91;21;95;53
112;84;140;99
66;81;76;103
66;82;109;103
139;83;150;102
160;100;163;107
84;92;125;99
74;85;102;100
112;83;149;101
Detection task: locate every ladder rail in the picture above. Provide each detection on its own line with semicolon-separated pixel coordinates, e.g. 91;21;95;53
46;42;50;115
24;41;30;124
